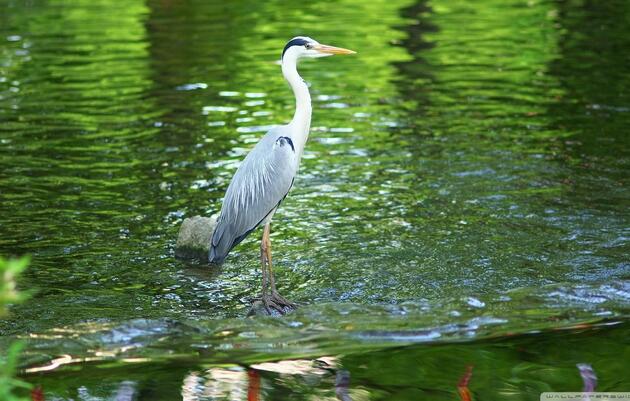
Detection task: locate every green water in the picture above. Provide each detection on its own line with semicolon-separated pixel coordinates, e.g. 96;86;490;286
1;0;629;399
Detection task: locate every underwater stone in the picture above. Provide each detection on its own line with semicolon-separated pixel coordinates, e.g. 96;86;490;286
175;215;217;260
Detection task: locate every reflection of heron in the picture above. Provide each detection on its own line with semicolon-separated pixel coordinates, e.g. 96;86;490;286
209;37;355;313
181;358;347;400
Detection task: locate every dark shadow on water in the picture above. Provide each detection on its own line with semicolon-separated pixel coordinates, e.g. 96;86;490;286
547;0;630;159
543;0;629;270
392;0;437;116
543;0;630;220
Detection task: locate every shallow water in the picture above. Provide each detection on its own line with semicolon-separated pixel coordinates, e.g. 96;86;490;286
1;0;629;399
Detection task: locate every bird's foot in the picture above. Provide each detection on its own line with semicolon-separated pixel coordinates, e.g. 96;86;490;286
270;291;296;309
249;292;297;316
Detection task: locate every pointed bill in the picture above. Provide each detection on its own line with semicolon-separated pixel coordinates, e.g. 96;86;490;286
313;44;356;55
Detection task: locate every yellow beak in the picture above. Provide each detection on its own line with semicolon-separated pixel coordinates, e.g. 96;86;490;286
313;44;356;55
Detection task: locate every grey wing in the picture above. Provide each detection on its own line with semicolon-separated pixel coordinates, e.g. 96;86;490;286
209;131;297;263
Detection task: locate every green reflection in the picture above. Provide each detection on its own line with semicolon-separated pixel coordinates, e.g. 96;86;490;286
0;0;628;397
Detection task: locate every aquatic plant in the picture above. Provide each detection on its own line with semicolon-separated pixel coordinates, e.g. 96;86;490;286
0;256;31;401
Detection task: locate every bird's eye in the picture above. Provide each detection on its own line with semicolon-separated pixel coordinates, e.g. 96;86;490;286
305;43;313;50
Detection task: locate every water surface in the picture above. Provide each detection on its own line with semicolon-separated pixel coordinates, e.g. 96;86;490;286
0;0;629;398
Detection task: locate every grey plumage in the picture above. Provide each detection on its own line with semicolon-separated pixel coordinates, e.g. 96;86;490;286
209;126;298;264
206;36;355;278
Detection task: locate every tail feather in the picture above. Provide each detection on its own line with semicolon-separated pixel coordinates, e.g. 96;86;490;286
208;244;227;265
208;218;239;264
208;228;230;264
208;221;256;264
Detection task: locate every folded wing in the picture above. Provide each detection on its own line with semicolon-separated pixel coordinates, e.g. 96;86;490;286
209;131;297;264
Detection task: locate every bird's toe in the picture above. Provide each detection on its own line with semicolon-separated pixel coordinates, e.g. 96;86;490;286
271;292;297;310
248;294;295;316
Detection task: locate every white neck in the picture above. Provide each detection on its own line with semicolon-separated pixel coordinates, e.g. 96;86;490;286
282;55;311;157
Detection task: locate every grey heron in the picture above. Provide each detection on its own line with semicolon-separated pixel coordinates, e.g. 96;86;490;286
208;36;355;314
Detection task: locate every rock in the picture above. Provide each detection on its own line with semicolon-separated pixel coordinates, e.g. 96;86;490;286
175;215;218;260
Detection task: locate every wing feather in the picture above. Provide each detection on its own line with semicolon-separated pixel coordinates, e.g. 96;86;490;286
209;129;297;263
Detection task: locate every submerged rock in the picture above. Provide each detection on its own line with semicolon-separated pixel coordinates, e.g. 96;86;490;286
175;215;217;260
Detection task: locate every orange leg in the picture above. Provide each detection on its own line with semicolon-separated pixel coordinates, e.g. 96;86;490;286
254;222;296;314
259;237;268;299
262;223;277;293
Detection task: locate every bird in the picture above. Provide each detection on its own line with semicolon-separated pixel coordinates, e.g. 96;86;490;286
208;36;355;314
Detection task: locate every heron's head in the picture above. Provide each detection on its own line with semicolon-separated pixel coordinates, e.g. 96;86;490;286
281;36;355;63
